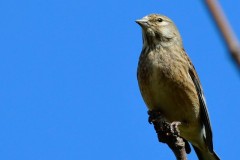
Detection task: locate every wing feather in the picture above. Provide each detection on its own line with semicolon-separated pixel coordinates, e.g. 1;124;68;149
188;67;213;152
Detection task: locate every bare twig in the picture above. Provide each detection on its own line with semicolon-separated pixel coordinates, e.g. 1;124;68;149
204;0;240;68
148;111;190;160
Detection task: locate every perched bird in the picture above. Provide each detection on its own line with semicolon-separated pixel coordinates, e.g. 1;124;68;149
136;14;219;160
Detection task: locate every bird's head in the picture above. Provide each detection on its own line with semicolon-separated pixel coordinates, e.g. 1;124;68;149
136;14;183;48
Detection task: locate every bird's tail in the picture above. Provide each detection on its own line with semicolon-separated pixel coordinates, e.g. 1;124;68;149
193;145;220;160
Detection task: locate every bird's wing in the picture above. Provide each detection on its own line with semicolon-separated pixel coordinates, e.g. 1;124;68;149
181;48;214;151
188;65;213;152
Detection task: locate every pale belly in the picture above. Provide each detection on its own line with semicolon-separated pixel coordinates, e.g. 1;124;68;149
137;58;200;127
137;48;206;147
138;66;203;143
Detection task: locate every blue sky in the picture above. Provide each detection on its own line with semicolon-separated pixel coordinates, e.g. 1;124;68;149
0;0;240;160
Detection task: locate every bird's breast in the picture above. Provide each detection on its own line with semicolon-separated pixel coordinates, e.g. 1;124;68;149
137;47;199;123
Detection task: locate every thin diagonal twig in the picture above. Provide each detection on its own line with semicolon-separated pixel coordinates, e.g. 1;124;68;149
204;0;240;68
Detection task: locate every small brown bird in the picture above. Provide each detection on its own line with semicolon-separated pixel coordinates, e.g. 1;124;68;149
136;14;219;160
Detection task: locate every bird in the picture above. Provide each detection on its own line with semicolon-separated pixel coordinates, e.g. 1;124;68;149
136;14;220;160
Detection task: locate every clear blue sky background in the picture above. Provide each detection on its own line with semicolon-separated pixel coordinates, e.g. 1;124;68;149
0;0;239;160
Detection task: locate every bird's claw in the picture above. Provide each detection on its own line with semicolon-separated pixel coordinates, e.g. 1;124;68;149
170;121;181;136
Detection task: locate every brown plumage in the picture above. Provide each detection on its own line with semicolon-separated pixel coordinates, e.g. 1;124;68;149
136;14;219;160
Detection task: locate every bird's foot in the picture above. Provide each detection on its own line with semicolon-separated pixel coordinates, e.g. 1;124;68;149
170;121;181;136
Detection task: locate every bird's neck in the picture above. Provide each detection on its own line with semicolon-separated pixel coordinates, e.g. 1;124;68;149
143;34;183;49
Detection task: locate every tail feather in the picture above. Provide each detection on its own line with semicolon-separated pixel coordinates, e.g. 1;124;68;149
193;145;220;160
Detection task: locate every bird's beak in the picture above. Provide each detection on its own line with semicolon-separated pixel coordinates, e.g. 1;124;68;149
135;18;149;28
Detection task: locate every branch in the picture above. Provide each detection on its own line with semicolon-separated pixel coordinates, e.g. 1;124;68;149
204;0;240;69
148;111;190;160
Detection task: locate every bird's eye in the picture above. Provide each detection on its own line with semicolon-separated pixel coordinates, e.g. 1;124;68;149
157;18;163;22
